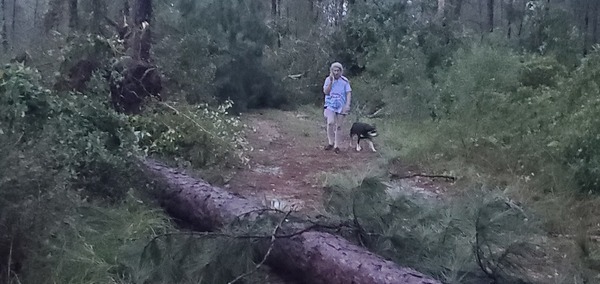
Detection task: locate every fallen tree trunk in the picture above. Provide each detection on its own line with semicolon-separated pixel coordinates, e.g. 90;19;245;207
142;159;441;284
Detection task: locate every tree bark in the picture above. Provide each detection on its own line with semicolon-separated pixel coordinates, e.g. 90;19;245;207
452;0;463;20
33;0;39;27
436;0;445;23
10;0;15;38
487;0;494;32
44;0;67;32
583;1;590;56
1;0;7;51
506;0;513;39
142;159;442;284
68;0;78;30
128;0;152;62
593;0;599;46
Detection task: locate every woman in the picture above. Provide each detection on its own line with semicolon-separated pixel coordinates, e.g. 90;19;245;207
322;62;352;154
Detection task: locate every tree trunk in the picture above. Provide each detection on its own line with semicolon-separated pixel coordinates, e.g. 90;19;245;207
105;0;161;113
506;0;513;39
271;0;277;16
44;0;67;32
436;0;445;22
128;0;152;62
10;0;15;38
1;0;7;51
277;0;281;17
584;1;590;55
488;0;494;32
452;0;463;20
337;0;345;25
593;1;599;46
68;0;78;30
142;159;442;284
33;0;39;27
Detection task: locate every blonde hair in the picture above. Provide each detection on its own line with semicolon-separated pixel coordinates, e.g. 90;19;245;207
330;62;344;73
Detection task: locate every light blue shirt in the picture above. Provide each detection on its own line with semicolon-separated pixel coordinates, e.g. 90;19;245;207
323;76;351;114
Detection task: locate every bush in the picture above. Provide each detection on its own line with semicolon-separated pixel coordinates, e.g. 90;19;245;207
0;64;145;283
153;0;285;112
557;50;600;193
129;100;249;169
323;174;546;283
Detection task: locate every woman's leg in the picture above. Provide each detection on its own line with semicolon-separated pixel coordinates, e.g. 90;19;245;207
334;113;345;149
324;108;335;148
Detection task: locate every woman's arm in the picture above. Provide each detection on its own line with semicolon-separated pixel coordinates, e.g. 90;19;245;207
323;73;334;95
343;91;352;113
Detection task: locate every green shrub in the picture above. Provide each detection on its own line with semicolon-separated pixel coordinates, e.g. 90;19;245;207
153;0;285;112
130;100;249;169
519;55;567;88
557;50;600;193
324;174;546;283
0;64;145;283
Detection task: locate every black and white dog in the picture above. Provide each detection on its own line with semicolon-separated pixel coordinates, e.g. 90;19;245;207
350;122;378;152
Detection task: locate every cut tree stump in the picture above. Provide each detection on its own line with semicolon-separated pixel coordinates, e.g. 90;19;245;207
142;159;442;284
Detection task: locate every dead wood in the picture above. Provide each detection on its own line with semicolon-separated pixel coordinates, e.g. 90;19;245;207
142;159;442;284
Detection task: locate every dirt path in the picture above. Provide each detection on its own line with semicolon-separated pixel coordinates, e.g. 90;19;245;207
225;109;378;214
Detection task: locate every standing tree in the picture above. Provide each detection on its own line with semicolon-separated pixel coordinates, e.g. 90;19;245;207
108;0;162;113
488;0;494;32
1;0;7;51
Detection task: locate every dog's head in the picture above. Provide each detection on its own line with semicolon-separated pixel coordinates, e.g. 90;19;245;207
367;128;378;137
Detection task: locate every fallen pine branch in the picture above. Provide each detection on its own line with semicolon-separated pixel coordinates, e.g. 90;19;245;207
390;173;456;182
142;159;442;284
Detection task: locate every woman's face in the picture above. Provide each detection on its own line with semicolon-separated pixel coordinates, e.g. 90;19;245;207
332;67;342;79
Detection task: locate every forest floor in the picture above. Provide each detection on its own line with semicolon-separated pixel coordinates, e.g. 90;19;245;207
224;108;448;216
214;107;591;284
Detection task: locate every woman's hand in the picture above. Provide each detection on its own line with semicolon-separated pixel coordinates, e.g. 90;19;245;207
342;104;351;114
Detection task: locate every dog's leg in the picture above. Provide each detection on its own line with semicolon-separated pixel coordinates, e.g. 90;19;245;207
356;138;362;151
367;140;376;152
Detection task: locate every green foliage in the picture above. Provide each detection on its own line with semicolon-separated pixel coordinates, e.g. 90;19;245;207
557;50;600;193
520;2;582;68
0;64;138;200
334;0;415;73
0;63;257;283
0;64;53;136
0;63;149;283
21;196;172;284
130;234;255;284
435;44;521;120
324;175;558;283
154;0;285;112
129;100;249;169
519;55;567;88
363;39;435;119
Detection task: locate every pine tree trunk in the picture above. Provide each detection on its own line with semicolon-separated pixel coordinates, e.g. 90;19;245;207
593;0;599;46
517;0;524;37
488;0;494;32
68;0;78;30
452;0;463;20
436;0;445;23
507;0;513;39
33;0;39;27
584;1;590;56
105;0;162;113
142;159;442;284
10;0;15;39
1;0;7;51
128;0;152;62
